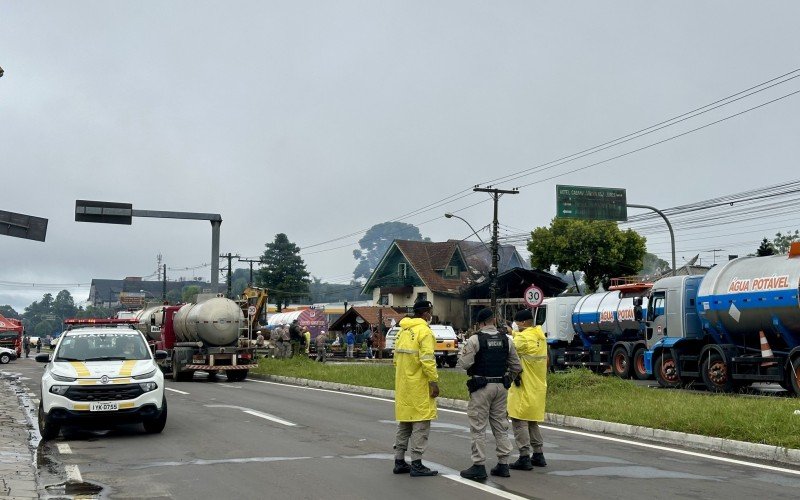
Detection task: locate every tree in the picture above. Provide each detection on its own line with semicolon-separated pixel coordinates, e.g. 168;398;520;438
353;222;429;281
53;290;77;322
773;230;800;254
641;253;670;276
528;218;647;292
0;305;20;319
166;289;182;304
756;237;776;256
256;233;310;311
76;305;113;319
181;285;201;304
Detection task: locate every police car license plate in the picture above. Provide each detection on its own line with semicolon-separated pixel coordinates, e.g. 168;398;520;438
90;402;119;412
435;351;444;356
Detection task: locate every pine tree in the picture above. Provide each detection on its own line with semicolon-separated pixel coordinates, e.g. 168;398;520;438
256;233;310;311
756;237;775;256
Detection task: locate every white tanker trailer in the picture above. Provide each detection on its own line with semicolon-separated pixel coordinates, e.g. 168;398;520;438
145;296;257;382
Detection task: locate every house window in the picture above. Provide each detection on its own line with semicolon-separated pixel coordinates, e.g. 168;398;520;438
398;263;407;277
379;295;389;305
416;292;428;303
444;265;458;278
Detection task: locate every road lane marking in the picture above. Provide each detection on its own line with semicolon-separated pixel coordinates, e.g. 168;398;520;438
243;410;298;427
442;474;529;500
56;443;72;455
65;464;83;483
250;379;800;476
166;387;190;395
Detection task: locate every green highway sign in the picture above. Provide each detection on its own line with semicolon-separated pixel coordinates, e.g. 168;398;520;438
556;185;627;221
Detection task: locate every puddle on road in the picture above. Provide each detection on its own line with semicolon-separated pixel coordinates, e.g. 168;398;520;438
45;480;107;499
549;465;722;481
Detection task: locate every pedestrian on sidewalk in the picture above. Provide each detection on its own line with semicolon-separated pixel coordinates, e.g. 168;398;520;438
457;307;522;481
22;335;30;358
315;331;328;363
392;300;439;477
507;308;548;470
346;328;355;359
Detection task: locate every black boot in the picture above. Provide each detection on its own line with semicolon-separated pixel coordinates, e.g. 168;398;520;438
490;463;510;477
509;455;533;471
460;464;487;481
410;460;438;477
393;459;410;474
531;452;547;467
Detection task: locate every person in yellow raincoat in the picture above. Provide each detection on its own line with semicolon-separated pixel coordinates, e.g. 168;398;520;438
507;308;548;469
392;300;439;477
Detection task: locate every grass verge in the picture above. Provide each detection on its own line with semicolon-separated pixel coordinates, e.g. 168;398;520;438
253;357;800;449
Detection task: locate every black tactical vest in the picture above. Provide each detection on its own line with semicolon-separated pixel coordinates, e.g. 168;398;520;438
469;333;509;377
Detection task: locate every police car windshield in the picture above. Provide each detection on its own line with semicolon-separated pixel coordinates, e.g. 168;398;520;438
55;332;150;361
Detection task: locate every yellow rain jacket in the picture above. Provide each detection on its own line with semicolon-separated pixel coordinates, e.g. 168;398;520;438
507;325;547;421
394;317;438;422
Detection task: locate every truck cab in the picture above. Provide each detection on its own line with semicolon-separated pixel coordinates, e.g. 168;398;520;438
644;275;704;386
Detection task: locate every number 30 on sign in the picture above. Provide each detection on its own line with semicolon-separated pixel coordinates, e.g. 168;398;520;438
524;285;543;307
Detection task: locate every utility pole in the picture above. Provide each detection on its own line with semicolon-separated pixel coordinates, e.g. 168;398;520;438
709;249;723;265
473;186;519;312
162;264;167;301
220;253;240;298
238;257;263;285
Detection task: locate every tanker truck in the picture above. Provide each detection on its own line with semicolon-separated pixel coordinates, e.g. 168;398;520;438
542;283;651;379
137;295;257;382
645;250;800;394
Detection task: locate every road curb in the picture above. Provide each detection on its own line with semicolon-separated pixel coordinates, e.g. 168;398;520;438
0;373;40;499
249;373;800;467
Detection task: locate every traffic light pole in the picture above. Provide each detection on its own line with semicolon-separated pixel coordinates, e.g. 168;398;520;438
473;187;519;311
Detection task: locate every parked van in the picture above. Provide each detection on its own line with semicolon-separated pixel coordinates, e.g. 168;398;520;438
384;324;460;368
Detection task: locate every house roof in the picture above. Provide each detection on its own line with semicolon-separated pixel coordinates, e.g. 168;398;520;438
465;267;569;298
456;240;530;274
328;306;408;332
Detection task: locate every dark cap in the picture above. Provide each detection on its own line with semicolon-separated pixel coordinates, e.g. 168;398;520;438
475;308;495;323
514;309;533;322
413;300;433;312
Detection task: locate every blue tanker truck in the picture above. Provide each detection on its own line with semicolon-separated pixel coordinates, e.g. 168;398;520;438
645;251;800;393
539;284;652;379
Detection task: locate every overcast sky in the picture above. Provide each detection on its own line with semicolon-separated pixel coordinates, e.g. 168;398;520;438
2;1;799;312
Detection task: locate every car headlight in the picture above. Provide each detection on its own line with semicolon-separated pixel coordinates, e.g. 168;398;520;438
49;385;70;395
138;382;158;392
51;373;76;383
132;369;157;380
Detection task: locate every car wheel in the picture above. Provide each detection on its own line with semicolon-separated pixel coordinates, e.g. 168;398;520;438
0;353;10;364
143;397;168;434
38;401;61;441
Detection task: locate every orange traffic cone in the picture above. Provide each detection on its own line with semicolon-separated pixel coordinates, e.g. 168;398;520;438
759;331;777;367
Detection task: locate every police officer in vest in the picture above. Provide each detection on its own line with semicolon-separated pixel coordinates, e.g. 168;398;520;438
458;307;522;480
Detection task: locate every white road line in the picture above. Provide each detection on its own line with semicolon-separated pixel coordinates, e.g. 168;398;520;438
56;443;72;455
243;410;298;427
249;378;800;476
166;387;190;395
442;474;529;500
65;464;82;483
218;385;242;389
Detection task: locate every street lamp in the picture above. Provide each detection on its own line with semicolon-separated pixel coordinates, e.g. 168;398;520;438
444;212;497;314
444;213;489;249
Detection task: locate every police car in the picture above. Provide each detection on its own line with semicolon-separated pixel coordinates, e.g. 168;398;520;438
0;346;17;364
36;318;168;440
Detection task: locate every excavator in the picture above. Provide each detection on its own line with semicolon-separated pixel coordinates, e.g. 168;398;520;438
238;286;269;336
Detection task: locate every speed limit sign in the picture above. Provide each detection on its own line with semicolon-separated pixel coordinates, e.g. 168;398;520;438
524;285;544;307
247;305;257;316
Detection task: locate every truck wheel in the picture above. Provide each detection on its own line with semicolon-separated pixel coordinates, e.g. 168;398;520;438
447;357;458;368
701;352;738;393
788;358;800;396
226;370;248;382
631;348;649;380
611;347;631;379
548;350;558;373
654;352;681;388
38;401;60;441
143;397;168;434
173;362;192;382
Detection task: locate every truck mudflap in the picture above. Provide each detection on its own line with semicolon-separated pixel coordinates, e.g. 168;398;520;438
184;364;259;370
645;337;683;375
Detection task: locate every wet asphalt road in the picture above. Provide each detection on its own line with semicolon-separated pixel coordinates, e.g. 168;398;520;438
5;357;800;500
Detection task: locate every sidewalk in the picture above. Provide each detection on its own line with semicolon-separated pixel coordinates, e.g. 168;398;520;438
0;374;38;499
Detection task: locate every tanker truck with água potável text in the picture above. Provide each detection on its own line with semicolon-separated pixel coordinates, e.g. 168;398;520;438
645;246;800;394
137;295;257;382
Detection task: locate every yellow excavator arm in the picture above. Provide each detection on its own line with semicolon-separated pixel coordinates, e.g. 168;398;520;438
239;286;269;332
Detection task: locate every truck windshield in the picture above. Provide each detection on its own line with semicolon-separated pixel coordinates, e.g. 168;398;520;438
55;332;150;361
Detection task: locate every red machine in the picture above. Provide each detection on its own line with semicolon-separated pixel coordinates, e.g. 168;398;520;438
0;315;24;357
